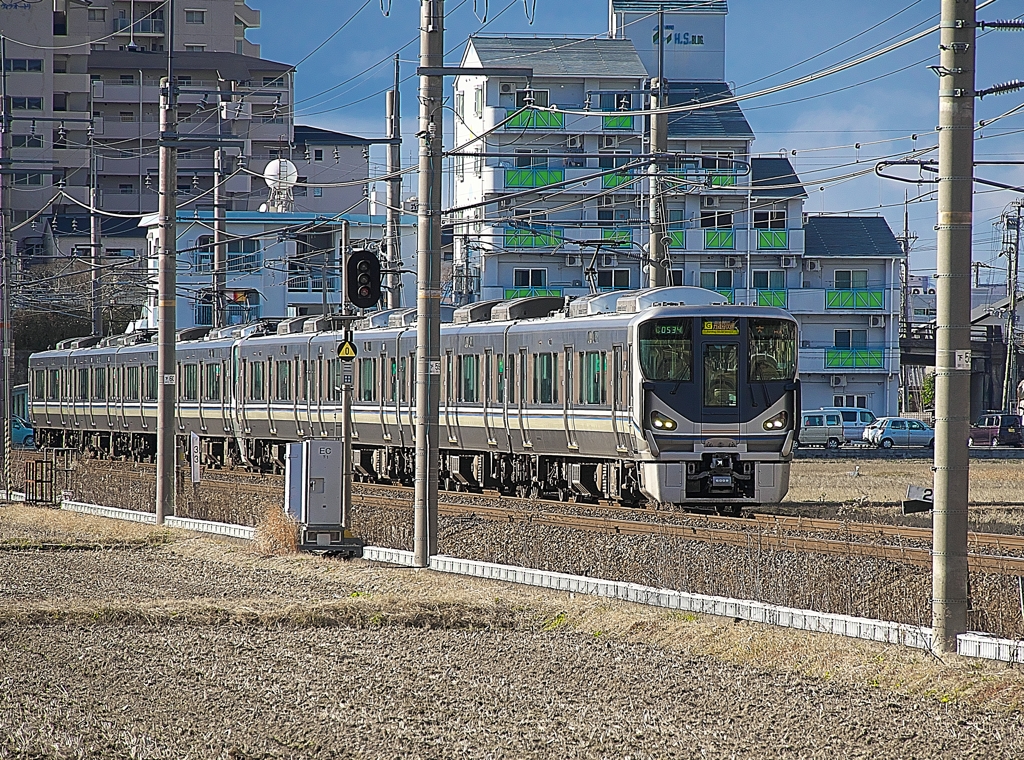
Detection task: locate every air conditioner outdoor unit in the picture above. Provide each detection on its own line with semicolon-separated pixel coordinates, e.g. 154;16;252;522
701;196;719;208
565;254;583;267
804;259;820;272
869;315;886;328
600;254;618;267
725;256;742;268
498;198;513;210
499;82;515;95
600;135;620;150
572;279;583;287
911;287;922;294
566;134;584;150
831;375;847;388
780;256;797;268
597;195;615;208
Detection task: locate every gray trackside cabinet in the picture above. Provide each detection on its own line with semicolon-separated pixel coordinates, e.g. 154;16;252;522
284;440;363;557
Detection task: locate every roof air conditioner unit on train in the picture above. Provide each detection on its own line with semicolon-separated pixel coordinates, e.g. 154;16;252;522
565;254;583;267
701;196;719;209
601;254;618;267
831;375;847;388
780;256;797;268
500;82;515;95
600;135;620;150
804;259;820;271
725;256;742;268
869;315;886;328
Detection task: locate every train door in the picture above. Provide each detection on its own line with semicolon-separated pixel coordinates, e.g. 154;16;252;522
380;349;393;443
444;350;457;445
218;359;230;434
105;364;116;429
516;347;532;448
483;349;497;446
611;345;632;453
291;355;303;438
698;319;742;434
563;346;579;451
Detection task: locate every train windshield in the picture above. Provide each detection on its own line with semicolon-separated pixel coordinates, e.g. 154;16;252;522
748;319;797;381
638;319;693;382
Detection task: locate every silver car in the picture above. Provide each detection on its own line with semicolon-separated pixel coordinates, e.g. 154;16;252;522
863;417;934;449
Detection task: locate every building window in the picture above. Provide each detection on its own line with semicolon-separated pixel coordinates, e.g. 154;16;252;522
10;97;42;111
752;270;785;290
52;93;67;111
753;210;786;229
4;59;43;73
120;74;136;85
700;210;733;229
184;44;206;52
176;75;192;86
834;330;867;349
668;209;687;230
52;129;67;149
53;11;68;36
700;270;733;290
313;187;322;197
515;89;549;108
702;152;734;171
514;149;547;169
314;149;323;161
88;8;106;22
119;111;135;122
597;207;631;226
834;394;869;409
473;86;483;117
834;269;868;289
597;270;630;290
598;150;630;170
599;93;631;111
91;44;107;51
263;76;285;87
513;269;546;288
185;10;206;24
13;135;43;148
295;176;307;197
455;92;464;119
13;173;44;186
53;58;68;73
227;240;261;271
119;183;134;194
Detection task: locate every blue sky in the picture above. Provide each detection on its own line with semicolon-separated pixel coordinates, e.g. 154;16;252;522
252;1;1024;279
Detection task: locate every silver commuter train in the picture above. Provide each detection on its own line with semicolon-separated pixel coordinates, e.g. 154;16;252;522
28;286;799;508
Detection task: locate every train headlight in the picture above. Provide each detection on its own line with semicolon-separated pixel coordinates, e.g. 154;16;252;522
763;411;789;431
651;411;677;431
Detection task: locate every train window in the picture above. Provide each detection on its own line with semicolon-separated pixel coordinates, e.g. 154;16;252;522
358;358;376;402
388;358;397;402
126;366;140;401
703;344;738;408
250;362;265;401
275;360;291;401
145;366;159;401
75;369;89;401
179;364;196;401
33;370;45;401
496;355;506;403
399;357;407;402
580;352;607;405
748;319;796;381
93;368;106;401
484;352;493;403
638;319;693;382
110;367;120;400
533;353;557;404
204;364;221;401
459;355;479;403
47;369;58;401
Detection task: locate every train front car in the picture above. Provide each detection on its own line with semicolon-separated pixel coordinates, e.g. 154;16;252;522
633;305;798;510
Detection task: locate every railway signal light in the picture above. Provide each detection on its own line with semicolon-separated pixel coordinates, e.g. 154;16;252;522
347;249;381;309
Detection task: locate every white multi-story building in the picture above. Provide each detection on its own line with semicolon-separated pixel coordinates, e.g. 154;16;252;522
449;0;906;416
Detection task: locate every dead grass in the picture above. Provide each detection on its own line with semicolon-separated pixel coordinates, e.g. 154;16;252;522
253;503;298;556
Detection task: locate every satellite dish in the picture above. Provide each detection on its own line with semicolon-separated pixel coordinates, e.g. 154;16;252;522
258;203;269;213
263;159;298;191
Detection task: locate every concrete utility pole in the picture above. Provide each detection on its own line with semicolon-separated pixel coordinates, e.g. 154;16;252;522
0;36;11;498
212;80;228;328
897;193;916;413
1002;203;1022;412
386;56;403;309
155;3;178;526
340;222;353;529
90;125;102;337
647;8;669;289
414;0;444;567
932;0;976;654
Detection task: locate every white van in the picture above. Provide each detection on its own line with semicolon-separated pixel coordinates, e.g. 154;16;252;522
798;411;846;449
821;407;877;444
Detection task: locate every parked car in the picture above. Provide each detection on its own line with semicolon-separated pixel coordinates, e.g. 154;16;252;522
11;416;34;449
968;413;1022;447
821;407;877;444
798;411;846;449
863;417;934;449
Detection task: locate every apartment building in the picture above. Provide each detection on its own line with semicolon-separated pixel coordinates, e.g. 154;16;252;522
449;0;905;416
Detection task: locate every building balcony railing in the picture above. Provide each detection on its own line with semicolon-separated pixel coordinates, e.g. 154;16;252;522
824;347;886;369
704;229;735;249
194;303;261;327
287;276;338;293
825;289;885;310
668;230;686;249
601;170;635;189
756;229;788;249
504;227;564;248
504;287;563;299
113;18;165;34
755;289;787;308
504;167;565;188
602;229;632;248
602;114;634;130
505;109;564;130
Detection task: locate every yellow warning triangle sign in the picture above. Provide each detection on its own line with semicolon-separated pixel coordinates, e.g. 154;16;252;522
338;341;358;359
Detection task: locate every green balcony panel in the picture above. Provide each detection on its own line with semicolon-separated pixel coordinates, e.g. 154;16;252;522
756;290;788;308
602;171;633;189
668;230;686;249
505;109;565;130
716;289;735;304
825;348;885;369
505;168;565;188
757;230;788;250
825;289;885;309
602;229;632;248
704;229;735;249
709;172;737;187
602;114;634;130
504;228;564;248
504;288;563;299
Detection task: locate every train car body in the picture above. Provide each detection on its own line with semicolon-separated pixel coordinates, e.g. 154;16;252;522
29;287;799;508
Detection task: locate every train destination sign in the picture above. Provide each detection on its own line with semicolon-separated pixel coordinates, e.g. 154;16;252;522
337;341;358;359
701;319;739;336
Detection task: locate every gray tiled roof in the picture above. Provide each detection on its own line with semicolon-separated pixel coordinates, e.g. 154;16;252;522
804;216;905;258
666;82;753;139
89;50;291;79
467;37;648;78
751;157;806;199
294;125;372;146
611;0;728;12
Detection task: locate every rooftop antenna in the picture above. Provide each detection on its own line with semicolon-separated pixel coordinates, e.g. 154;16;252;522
262;158;298;212
127;0;141;52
